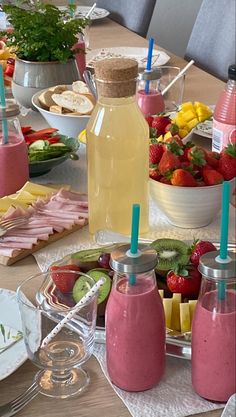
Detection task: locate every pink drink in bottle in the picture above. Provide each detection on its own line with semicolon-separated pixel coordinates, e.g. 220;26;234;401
212;65;236;153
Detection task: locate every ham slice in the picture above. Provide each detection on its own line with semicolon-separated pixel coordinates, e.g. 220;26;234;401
0;188;88;257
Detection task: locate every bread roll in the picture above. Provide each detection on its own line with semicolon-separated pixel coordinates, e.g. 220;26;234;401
72;80;90;95
38;85;68;110
51;90;94;114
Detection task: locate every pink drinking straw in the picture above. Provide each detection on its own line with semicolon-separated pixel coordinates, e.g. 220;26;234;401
0;65;8;144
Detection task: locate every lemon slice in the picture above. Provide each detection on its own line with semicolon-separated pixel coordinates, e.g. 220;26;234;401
78;129;87;144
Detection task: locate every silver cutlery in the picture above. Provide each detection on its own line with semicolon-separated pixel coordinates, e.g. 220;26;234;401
0;382;39;417
83;69;97;99
0;217;28;238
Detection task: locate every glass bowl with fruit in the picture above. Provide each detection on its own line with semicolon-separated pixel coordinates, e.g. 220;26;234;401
41;238;236;360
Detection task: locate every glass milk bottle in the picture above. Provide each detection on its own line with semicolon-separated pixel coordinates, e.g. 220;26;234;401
0;101;29;197
86;58;149;236
106;244;166;391
192;250;236;402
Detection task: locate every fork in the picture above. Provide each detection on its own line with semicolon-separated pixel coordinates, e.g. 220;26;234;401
0;217;28;238
0;382;39;417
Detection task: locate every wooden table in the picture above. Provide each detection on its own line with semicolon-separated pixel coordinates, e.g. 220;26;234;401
0;18;226;417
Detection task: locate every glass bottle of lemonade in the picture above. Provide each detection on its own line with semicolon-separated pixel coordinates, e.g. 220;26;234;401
86;58;149;235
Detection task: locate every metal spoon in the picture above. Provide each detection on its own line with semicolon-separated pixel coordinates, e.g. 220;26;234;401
83;69;97;99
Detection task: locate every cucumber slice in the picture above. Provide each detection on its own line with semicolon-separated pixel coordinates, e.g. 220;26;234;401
29;140;49;150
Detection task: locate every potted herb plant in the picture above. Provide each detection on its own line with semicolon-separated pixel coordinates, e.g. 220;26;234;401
2;0;88;108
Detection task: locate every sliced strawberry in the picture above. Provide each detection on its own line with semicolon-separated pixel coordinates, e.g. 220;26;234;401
50;264;81;293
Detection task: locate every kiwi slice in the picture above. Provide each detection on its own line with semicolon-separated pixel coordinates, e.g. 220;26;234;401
150;238;190;271
71;245;117;272
86;269;112;305
72;276;93;303
72;269;111;305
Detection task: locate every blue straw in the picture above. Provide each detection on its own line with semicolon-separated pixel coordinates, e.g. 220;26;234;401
145;37;154;94
0;65;8;144
129;204;140;286
68;0;75;17
217;181;230;301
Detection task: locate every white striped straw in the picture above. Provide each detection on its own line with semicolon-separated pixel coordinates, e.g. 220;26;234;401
41;277;105;348
161;59;195;96
86;2;96;18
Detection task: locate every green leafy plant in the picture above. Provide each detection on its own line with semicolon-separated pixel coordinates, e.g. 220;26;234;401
2;0;88;62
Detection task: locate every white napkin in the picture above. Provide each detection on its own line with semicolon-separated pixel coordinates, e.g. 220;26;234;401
92;344;224;417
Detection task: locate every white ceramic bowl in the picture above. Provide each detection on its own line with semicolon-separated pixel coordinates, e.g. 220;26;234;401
32;89;90;138
149;178;235;228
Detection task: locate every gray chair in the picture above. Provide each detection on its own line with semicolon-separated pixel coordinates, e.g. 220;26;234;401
96;0;156;38
185;0;236;81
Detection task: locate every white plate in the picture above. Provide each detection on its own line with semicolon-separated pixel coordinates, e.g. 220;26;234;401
86;47;170;69
58;5;110;20
193;118;213;139
0;289;27;381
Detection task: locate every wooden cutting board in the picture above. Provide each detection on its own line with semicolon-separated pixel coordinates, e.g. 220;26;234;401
0;221;88;266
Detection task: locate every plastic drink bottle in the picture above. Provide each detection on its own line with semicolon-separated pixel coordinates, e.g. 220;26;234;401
0;101;29;197
106;244;166;391
192;250;236;402
86;58;149;235
212;64;236;152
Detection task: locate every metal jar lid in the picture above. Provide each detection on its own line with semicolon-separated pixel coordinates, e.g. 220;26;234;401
110;244;158;274
138;68;162;81
0;101;20;121
198;250;236;280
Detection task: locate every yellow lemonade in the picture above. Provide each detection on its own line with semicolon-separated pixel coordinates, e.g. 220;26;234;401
87;96;149;235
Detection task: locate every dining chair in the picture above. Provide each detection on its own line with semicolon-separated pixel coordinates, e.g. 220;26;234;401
185;0;236;81
96;0;156;38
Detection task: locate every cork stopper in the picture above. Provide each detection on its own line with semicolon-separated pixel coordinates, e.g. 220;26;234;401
94;58;138;98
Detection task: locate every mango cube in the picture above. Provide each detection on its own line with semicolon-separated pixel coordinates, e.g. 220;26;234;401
182;109;197;123
178;128;189;138
181;102;195;112
175;113;186;128
187;117;199;130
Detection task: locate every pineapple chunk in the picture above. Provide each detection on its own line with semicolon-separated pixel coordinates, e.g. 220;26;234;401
189;300;198;325
163;131;172;141
158;289;164;299
171;293;181;331
163;298;173;329
181;109;197;123
180;303;191;333
187;117;199;130
157;134;164;142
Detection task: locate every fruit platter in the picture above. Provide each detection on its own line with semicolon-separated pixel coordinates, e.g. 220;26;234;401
39;238;236;360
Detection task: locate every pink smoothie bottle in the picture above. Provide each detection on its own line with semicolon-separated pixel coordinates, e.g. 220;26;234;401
212;65;236;152
192;250;236;402
105;244;166;392
0;101;29;197
136;68;165;116
73;34;86;81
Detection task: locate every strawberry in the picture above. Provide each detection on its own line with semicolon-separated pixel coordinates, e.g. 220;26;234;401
163;135;183;149
164;122;179;135
50;264;81;293
145;116;154;127
152;116;171;135
159;176;171;184
204;150;220;169
164;139;184;155
158;150;181;175
202;168;224;185
149;142;164;164
171;168;197;187
190;240;217;266
167;265;202;298
149;165;160;181
219;143;236;180
187;146;206;167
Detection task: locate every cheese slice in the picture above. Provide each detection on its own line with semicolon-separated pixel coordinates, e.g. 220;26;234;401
9;190;38;203
20;182;56;197
0;197;28;214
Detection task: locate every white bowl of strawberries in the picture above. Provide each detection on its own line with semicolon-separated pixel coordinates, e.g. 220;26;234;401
148;115;236;228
